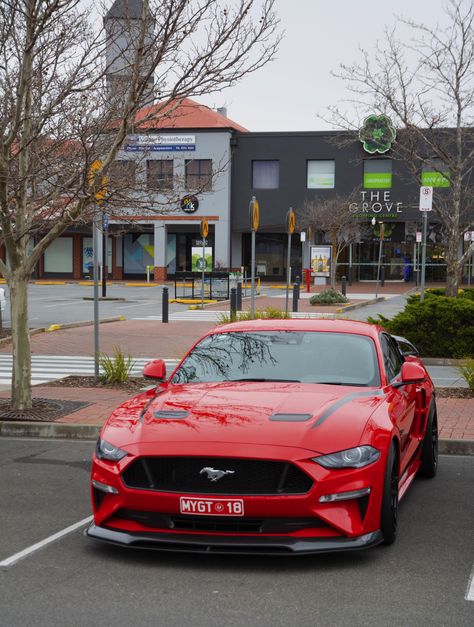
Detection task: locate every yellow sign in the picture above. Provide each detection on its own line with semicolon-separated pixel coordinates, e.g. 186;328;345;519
201;219;209;239
250;197;259;231
88;159;107;204
287;208;296;234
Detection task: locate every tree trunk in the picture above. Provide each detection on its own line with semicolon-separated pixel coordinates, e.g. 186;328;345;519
9;273;32;410
330;232;338;289
445;226;460;297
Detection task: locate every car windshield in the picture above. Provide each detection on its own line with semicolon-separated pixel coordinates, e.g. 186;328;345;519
171;331;380;387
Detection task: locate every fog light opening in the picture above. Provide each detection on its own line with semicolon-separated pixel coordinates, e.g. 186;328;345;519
319;487;371;503
92;480;119;495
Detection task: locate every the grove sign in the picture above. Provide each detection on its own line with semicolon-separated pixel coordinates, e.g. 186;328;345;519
349;190;403;218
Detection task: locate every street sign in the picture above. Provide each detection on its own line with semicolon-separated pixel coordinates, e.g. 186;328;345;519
419;186;433;211
416;231;422;243
200;219;209;239
102;213;109;229
88;160;107;204
249;197;259;231
287;208;296;234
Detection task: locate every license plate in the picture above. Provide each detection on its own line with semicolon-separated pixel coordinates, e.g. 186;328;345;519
179;497;244;516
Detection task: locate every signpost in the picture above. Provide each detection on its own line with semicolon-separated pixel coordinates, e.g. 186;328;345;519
249;197;259;319
200;219;209;310
102;213;109;298
285;208;296;314
419;186;433;302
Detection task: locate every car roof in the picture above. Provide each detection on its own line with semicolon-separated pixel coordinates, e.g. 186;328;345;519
207;318;381;340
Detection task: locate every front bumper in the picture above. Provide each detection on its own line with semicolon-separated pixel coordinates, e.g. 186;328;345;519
86;523;383;555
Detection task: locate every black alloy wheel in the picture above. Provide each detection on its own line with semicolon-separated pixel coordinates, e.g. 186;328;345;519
380;442;398;545
419;403;438;478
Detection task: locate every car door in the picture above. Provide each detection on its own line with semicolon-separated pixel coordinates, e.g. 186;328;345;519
381;333;418;471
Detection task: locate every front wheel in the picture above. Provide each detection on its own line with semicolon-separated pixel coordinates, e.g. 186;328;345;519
380;443;398;545
418;402;438;478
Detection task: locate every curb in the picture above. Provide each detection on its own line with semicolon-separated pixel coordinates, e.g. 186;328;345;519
336;296;386;314
422;358;465;366
0;420;472;454
0;316;125;348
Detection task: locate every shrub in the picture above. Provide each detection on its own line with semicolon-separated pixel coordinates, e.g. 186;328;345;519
425;287;474;300
459;358;474;390
98;346;135;384
368;294;474;358
310;288;348;306
217;307;291;325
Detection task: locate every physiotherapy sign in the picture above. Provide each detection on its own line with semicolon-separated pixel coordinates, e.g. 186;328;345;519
359;114;396;154
124;134;196;152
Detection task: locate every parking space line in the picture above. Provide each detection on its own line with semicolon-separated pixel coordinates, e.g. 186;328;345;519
466;563;474;601
0;515;93;568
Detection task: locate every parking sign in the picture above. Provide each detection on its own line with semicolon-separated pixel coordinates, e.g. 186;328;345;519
419;186;433;211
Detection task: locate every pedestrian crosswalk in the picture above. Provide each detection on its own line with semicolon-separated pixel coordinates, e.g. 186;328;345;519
0;355;180;386
133;311;336;322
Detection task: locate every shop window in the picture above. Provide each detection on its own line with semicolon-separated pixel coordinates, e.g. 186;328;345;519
44;237;72;273
185;159;212;192
147;159;173;190
109;160;136;190
252;160;279;189
307;160;335;189
363;159;392;189
421;160;450;187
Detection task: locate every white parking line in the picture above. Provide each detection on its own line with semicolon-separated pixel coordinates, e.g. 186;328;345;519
0;515;93;568
466;563;474;601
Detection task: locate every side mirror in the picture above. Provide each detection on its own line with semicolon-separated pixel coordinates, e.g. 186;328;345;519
143;359;167;381
392;361;426;388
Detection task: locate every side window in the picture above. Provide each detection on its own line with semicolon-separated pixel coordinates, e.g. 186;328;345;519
381;334;404;381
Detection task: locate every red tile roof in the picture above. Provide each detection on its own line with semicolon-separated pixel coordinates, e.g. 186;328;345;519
134;98;248;132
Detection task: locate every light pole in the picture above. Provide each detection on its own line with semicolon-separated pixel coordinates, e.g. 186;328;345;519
372;217;384;298
249;196;259;320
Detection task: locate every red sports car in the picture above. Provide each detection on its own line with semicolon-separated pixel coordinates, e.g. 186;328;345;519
86;319;437;554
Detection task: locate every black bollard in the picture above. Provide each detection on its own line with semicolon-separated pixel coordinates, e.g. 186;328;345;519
292;283;299;312
295;275;301;301
162;286;169;323
341;275;347;297
380;266;385;288
230;287;237;317
236;282;242;310
348;266;353;286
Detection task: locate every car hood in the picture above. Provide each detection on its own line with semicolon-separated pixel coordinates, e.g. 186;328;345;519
103;382;386;455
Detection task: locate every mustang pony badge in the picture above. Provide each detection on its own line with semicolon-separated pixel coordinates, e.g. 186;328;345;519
200;467;235;482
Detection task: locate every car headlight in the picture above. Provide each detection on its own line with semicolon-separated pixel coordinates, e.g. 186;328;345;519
96;438;128;462
312;445;380;469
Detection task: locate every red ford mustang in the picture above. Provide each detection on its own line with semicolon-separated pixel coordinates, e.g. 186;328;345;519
86;319;437;554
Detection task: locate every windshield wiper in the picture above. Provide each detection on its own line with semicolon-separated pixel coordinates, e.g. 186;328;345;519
311;381;367;387
229;378;301;382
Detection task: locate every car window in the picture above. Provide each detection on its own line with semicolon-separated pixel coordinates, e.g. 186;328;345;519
381;333;404;381
171;331;381;387
394;338;417;356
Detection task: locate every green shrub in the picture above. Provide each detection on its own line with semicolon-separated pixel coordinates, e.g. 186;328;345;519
425;287;474;300
98;346;135;384
217;307;291;325
368;294;474;358
310;288;348;305
459;358;474;390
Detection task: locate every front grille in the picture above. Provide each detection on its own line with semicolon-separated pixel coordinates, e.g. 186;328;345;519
122;456;313;495
114;509;327;534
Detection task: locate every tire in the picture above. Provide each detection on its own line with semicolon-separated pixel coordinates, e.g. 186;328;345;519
418;401;438;478
380;442;398;545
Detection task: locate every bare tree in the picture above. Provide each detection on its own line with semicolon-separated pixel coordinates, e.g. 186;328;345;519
327;0;474;297
0;0;280;410
298;192;366;289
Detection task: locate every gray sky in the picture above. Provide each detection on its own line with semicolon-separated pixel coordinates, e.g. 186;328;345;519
198;0;452;131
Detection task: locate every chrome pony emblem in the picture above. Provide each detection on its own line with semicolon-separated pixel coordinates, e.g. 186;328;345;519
200;467;235;482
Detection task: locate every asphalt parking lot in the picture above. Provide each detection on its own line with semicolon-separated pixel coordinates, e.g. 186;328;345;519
0;438;473;626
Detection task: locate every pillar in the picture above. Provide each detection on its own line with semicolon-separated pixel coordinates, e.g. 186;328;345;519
154;222;167;281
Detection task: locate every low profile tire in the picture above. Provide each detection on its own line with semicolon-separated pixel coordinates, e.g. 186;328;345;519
380;442;398;545
418;401;438;478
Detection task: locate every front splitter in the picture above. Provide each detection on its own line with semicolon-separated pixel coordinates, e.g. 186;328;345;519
85;523;383;555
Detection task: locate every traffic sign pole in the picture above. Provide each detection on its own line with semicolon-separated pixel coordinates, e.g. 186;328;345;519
249;196;259;320
285;208;296;315
419;186;433;303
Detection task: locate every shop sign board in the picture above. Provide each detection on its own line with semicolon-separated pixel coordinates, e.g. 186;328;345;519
421;170;450;188
192;247;212;272
124;134;196;152
416;232;422;243
310;246;331;277
181;195;199;213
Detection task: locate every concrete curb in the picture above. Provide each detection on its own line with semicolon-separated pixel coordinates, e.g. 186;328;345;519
336;296;386;314
0;316;125;348
0;420;472;454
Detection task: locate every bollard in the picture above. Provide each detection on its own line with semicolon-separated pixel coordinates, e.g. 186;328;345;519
380;266;385;288
305;268;311;292
230;287;237;317
348;266;353;286
292;283;299;313
341;275;347;297
236;282;242;310
295;275;301;300
162;286;169;323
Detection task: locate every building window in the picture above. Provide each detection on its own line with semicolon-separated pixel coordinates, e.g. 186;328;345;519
252;160;279;189
109;160;136;189
185;159;212;192
307;160;335;189
421;160;450;187
147;159;173;190
363;159;392;189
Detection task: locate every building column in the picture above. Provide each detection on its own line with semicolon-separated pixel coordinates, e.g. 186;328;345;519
154;222;167;281
214;219;230;269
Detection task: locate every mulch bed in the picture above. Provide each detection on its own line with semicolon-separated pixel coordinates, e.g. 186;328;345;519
436;387;474;399
0;398;91;421
46;375;151;393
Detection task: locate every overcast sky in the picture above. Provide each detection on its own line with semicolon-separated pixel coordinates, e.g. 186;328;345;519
197;0;453;132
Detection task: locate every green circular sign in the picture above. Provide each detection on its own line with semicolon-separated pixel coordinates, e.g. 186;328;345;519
359;114;396;154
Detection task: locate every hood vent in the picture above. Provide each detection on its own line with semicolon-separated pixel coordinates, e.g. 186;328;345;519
269;413;312;422
153;410;189;420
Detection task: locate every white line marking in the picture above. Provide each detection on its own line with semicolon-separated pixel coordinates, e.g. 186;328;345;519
0;515;93;568
466;563;474;601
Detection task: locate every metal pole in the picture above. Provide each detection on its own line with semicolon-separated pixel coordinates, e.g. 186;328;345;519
250;230;256;319
285;232;291;315
420;211;428;302
101;227;107;297
413;242;417;287
162;286;169;323
92;214;100;378
375;237;383;299
230;287;237;318
341;276;347;297
236;281;242;310
201;237;205;310
348;243;353;286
